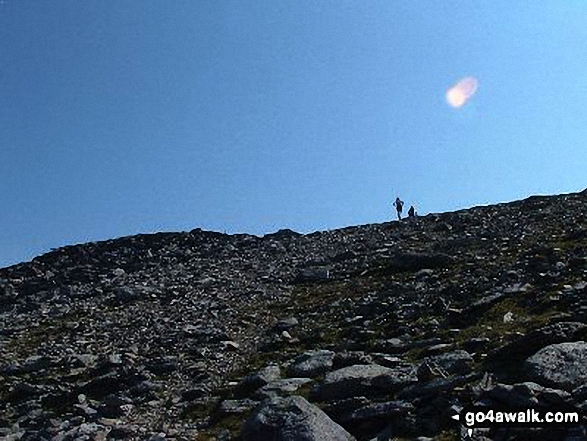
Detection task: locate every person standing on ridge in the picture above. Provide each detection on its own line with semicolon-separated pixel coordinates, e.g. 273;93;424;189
408;205;416;218
393;197;404;220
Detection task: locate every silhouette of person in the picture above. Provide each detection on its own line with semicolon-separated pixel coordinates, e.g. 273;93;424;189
408;205;416;218
393;197;404;220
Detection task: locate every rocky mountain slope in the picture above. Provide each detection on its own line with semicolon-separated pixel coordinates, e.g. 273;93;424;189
1;190;587;440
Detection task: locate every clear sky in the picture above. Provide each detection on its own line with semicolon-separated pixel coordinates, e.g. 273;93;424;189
1;1;587;267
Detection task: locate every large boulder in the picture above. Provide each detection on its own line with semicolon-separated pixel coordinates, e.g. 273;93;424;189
312;364;417;401
242;396;355;441
525;341;587;391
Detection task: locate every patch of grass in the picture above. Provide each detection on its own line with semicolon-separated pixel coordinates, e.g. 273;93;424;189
293;382;314;401
452;294;559;354
196;413;251;441
182;398;219;421
402;347;429;363
432;429;460;441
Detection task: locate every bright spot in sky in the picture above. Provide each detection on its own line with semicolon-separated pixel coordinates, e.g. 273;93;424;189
446;76;479;108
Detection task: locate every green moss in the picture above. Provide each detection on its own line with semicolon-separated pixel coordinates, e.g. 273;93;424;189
451;293;561;356
196;413;251;441
182;399;218;421
433;429;460;441
293;382;314;400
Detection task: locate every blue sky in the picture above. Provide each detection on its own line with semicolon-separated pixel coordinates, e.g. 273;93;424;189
1;1;586;267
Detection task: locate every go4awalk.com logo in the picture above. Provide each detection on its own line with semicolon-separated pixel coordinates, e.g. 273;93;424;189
452;406;582;437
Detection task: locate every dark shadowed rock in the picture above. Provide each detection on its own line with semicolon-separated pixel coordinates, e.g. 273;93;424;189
236;365;281;398
398;374;480;400
242;396;355;441
264;229;302;240
485;382;570;408
295;268;330;283
491;322;587;363
388;252;454;272
218;399;259;416
333;351;373;369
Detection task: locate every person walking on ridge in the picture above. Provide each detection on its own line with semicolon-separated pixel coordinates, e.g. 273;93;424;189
393;197;404;220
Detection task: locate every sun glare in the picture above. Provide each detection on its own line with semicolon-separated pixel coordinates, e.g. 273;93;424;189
446;76;479;108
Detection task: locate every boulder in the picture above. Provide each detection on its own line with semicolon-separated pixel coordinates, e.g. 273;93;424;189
340;400;414;424
525;341;587;391
296;268;330;283
253;378;313;400
312;364;417;401
485;382;570;408
236;365;281;398
242;396;355;441
287;350;335;378
275;317;299;331
425;350;473;376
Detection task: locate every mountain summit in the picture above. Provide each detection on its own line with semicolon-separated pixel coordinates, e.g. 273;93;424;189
2;190;587;440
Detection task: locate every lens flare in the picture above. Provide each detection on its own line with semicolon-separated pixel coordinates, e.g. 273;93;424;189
446;76;479;108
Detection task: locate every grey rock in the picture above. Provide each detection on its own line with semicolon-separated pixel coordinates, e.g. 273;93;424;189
486;382;571;408
313;364;417;401
253;378;313;400
69;353;98;368
296;268;330;283
416;361;448;382
340;400;414;424
425;350;473;376
221;340;240;351
333;351;373;369
236;365;281;397
113;285;160;304
218;399;259;415
287;350;335;378
399;374;478;400
526;341;587;391
242;395;355;441
275;317;299;331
